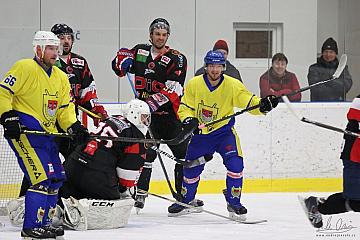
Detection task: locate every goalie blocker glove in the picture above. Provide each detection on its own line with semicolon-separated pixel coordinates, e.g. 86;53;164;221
0;110;21;140
259;95;279;114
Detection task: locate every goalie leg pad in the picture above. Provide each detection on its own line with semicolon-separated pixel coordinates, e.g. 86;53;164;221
86;198;134;229
61;197;88;231
7;196;25;227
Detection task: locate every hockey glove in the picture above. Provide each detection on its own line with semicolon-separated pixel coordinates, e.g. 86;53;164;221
0;110;21;140
67;121;90;146
259;95;279;114
91;105;109;127
346;119;359;132
116;48;134;75
344;120;359;141
145;93;170;113
182;117;200;134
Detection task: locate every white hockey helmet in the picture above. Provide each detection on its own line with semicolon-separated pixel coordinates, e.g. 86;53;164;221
124;99;151;134
32;31;60;56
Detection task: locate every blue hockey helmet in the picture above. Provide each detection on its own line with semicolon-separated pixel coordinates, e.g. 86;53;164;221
204;50;226;66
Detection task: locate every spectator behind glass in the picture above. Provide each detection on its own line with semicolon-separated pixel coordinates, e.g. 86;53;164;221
307;37;352;102
195;39;243;82
259;53;301;102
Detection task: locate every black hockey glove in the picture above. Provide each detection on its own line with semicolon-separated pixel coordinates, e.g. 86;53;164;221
346;119;359;132
0;110;21;140
182;117;200;134
259;95;279;114
344;119;359;141
67;121;90;146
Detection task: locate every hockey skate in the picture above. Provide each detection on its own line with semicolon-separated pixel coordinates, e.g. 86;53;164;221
134;191;147;214
168;199;204;217
298;196;323;228
223;189;247;221
21;227;56;239
43;225;64;239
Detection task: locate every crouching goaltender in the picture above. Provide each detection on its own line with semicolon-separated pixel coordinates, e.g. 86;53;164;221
7;99;151;231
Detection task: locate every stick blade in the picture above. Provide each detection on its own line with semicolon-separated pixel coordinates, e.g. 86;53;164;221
333;54;347;79
281;96;302;120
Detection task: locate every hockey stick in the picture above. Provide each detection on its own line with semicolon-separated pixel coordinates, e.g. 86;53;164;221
281;96;360;138
204;54;348;128
151;146;214;168
137;189;267;224
126;72;139;98
77;105;101;119
148;128;181;200
21;128;195;145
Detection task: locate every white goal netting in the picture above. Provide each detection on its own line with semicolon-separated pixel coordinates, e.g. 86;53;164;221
0;126;23;215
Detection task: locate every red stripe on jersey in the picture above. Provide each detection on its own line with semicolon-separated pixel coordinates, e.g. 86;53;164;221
119;178;137;188
124;143;140;154
160;88;180;118
347;97;360;121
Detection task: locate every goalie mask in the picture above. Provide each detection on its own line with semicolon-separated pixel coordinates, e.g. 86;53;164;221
124;99;151;135
32;31;60;56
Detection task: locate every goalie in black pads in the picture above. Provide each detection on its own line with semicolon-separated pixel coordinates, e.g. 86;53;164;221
8;99;151;231
300;95;360;228
112;18;193;210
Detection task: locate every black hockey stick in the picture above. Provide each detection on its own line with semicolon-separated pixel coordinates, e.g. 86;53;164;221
22;127;195;145
137;189;267;224
148;128;182;201
282;96;360;138
204;54;348;128
151;146;213;168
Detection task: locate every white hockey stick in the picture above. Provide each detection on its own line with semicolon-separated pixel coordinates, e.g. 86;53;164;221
138;190;267;224
281;96;360;138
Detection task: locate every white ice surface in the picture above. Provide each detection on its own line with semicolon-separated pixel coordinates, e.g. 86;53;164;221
1;193;359;240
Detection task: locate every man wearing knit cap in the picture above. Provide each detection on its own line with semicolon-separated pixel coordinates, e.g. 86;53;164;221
307;37;352;101
195;39;242;82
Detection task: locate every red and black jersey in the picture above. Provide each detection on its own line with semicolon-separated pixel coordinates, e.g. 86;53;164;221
112;44;187;116
56;52;100;112
341;95;360;163
72;116;146;175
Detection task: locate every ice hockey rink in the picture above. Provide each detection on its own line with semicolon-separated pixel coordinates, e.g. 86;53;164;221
1;193;360;240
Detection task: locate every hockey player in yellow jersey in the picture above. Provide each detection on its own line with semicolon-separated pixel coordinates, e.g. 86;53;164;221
168;50;279;220
0;31;89;239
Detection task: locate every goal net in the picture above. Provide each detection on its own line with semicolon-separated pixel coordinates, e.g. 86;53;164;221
0;126;23;215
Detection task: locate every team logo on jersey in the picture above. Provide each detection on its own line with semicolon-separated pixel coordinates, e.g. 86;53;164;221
36;207;45;223
161;56;171;64
148;62;155;69
197;101;218;123
71;58;85;66
230;186;242;199
66;66;73;74
197;101;218;132
43;89;59;127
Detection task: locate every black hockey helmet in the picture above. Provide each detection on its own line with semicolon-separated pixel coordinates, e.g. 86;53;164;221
51;23;74;40
149;18;170;34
